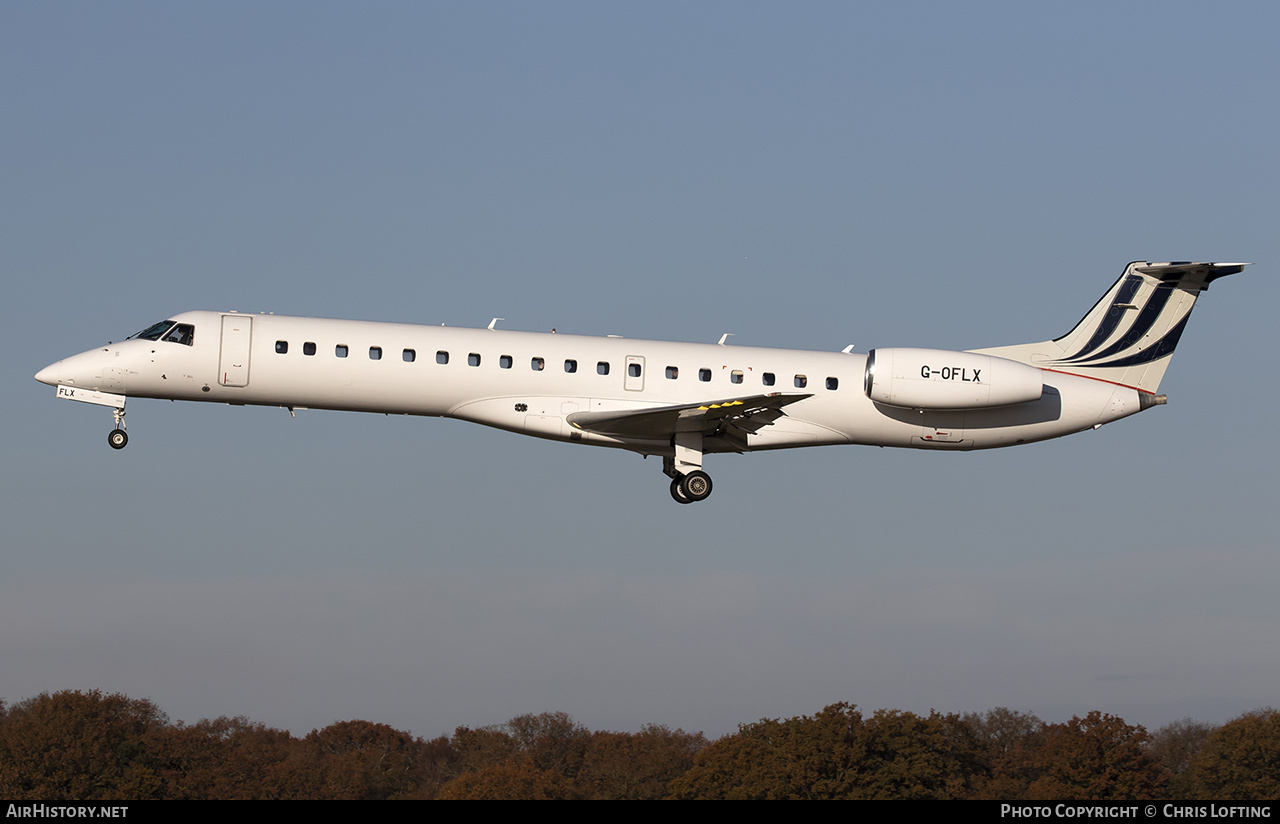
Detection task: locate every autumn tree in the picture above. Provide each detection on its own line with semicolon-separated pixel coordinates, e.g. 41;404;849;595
857;708;983;799
667;703;979;800
0;690;168;799
435;761;579;800
504;711;591;778
451;711;591;786
395;735;458;799
300;719;448;799
148;716;300;799
1024;711;1168;799
963;707;1045;798
152;715;455;799
1148;718;1212;798
451;723;519;773
577;724;708;800
1188;708;1280;799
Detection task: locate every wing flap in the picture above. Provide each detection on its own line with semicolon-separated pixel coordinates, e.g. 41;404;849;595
566;393;811;439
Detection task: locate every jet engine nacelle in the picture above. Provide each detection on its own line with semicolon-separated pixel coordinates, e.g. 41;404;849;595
864;347;1044;410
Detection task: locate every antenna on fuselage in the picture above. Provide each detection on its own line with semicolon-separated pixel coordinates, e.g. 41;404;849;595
488;318;504;330
717;333;734;346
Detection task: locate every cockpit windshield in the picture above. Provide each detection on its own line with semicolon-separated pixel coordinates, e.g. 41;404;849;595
129;320;176;341
128;320;195;346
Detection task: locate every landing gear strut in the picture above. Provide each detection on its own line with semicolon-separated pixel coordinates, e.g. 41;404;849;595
108;406;128;450
663;432;713;504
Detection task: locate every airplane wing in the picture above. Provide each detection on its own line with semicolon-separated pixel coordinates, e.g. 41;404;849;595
566;392;812;444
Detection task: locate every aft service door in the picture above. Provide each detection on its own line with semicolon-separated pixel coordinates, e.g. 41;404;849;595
219;315;252;387
914;411;966;446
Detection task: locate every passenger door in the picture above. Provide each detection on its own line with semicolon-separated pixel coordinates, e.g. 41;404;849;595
219;315;252;387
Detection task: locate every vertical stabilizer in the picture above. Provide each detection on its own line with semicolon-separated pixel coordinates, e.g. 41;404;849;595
973;261;1247;394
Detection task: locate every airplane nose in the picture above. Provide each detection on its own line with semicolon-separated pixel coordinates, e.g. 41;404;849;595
35;350;110;388
35;348;124;392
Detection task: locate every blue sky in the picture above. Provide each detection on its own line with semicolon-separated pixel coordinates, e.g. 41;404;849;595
4;1;1278;739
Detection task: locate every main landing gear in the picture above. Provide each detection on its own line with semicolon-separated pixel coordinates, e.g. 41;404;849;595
108;406;128;450
668;470;713;504
663;431;713;504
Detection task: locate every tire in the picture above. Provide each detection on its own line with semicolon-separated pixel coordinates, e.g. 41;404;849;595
108;429;128;450
679;470;712;502
670;477;692;504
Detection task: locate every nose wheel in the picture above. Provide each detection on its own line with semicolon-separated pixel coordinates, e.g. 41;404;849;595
108;406;128;450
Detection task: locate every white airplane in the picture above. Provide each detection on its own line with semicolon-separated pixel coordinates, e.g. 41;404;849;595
36;261;1244;504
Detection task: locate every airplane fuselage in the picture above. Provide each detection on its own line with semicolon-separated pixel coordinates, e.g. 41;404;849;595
38;310;1137;457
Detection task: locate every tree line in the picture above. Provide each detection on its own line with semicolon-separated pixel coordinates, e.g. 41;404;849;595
0;690;1275;799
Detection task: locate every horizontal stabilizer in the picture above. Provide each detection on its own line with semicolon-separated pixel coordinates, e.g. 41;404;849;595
1134;261;1248;286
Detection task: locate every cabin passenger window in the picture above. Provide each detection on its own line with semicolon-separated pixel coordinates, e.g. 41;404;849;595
699;368;711;382
795;374;807;388
369;347;382;360
500;355;513;369
275;341;288;354
437;351;449;364
629;363;642;378
665;366;679;379
763;372;775;386
531;357;545;371
597;361;610;375
403;349;416;362
564;359;578;373
336;345;348;358
468;353;481;367
731;370;743;384
826;377;838;390
303;342;316;356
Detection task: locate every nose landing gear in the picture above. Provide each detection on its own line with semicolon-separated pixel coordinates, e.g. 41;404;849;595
108;406;128;450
